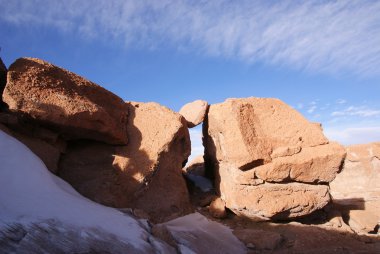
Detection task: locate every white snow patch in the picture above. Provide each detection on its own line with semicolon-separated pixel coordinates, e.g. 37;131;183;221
0;130;153;251
161;213;246;254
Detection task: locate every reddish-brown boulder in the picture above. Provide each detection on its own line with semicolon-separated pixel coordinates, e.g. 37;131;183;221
179;100;208;128
218;162;331;220
204;98;329;170
204;98;345;220
330;143;380;233
3;58;128;144
0;58;7;108
59;102;192;222
253;142;346;183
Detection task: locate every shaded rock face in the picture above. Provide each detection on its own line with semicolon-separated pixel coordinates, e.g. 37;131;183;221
3;58;128;145
0;58;7;108
179;99;208;128
59;102;192;222
330;143;380;233
203;98;346;220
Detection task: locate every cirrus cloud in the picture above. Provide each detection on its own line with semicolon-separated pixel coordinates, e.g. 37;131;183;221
1;0;380;76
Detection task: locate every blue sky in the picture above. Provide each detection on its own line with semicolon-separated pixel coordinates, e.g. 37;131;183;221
1;0;380;159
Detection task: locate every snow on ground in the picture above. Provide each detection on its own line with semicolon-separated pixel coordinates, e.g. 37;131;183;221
0;130;171;253
160;213;246;254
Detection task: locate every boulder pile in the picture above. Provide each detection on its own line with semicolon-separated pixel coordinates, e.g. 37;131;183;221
1;57;192;222
203;98;346;220
0;57;355;224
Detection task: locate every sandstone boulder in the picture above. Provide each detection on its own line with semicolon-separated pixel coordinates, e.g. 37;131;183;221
204;98;345;220
253;142;346;183
3;58;128;144
179;99;208;128
204;98;330;170
0;57;7;108
218;162;331;220
330;143;380;233
59;102;192;222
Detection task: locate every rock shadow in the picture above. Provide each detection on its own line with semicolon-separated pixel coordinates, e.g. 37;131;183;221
57;103;152;209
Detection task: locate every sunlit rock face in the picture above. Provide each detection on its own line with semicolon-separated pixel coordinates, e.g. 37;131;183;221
3;57;129;145
203;97;346;220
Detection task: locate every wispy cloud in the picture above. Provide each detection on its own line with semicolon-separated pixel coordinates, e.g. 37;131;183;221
331;106;380;117
336;99;346;104
307;105;317;114
324;126;380;145
1;0;380;76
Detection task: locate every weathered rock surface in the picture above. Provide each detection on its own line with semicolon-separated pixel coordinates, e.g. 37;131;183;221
218;163;330;220
204;98;345;220
3;57;128;144
253;142;346;183
179;99;208;128
0;57;7;108
330;143;380;233
204;98;330;170
59;102;192;222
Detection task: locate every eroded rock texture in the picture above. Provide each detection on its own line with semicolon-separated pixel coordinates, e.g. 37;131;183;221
59;102;192;222
203;98;346;220
3;58;128;144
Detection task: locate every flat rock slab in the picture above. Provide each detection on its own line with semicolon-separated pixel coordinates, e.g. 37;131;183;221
219;168;330;220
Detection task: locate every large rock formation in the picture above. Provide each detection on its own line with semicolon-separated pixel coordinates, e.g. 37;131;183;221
179;99;208;128
0;57;7;108
203;98;346;220
3;58;128;145
330;142;380;233
59;102;192;222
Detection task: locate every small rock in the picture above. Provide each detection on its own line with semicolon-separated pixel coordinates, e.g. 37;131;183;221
179;100;208;128
209;197;227;219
